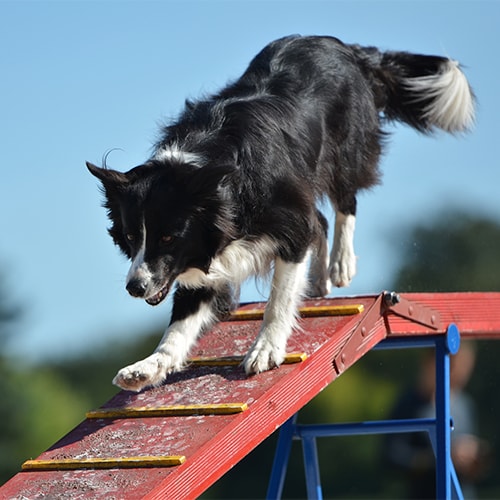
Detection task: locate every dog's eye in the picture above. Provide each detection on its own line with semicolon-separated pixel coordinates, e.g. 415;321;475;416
160;235;174;245
125;234;135;242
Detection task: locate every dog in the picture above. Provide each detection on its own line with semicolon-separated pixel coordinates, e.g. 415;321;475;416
87;35;475;392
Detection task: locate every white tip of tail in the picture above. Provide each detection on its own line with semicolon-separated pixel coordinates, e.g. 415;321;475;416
405;60;476;133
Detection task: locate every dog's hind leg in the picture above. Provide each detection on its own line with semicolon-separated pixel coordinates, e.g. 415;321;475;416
113;284;237;392
329;209;357;288
306;209;331;298
243;254;309;374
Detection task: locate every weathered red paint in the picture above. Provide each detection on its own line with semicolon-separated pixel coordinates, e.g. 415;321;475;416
1;293;499;499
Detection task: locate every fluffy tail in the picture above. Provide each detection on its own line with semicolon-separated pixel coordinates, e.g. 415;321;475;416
354;46;476;133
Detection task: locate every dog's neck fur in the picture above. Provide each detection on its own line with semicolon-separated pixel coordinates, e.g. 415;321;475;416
154;145;205;167
176;235;277;291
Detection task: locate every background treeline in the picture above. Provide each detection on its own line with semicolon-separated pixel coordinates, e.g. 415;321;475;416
1;211;500;498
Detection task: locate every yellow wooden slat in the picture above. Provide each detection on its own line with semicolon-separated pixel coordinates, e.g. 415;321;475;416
22;455;186;471
298;304;364;317
189;352;307;367
229;303;364;321
86;402;248;419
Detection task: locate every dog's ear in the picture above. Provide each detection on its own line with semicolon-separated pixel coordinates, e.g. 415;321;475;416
86;161;130;254
86;162;128;187
186;164;235;199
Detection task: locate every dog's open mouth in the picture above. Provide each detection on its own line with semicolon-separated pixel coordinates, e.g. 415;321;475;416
145;283;170;306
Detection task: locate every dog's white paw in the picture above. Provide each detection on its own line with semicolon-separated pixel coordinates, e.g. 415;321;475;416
113;352;179;392
243;335;286;375
329;253;356;288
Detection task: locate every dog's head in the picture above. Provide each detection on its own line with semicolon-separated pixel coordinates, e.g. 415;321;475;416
87;160;234;305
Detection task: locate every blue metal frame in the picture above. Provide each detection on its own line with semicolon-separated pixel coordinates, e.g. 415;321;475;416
266;324;463;500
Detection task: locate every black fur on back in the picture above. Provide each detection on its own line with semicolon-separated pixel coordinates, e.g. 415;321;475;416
91;34;473;281
153;36;384;261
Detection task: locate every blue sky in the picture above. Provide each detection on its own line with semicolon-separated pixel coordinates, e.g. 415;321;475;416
1;1;498;362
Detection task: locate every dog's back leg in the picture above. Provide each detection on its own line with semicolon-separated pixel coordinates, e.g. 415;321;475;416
326;189;358;288
307;209;331;297
243;254;309;374
113;284;238;392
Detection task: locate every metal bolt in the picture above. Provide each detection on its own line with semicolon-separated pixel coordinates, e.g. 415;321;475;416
384;291;400;306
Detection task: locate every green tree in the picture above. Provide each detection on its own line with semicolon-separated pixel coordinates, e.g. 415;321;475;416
0;270;96;483
392;211;500;292
0;270;25;480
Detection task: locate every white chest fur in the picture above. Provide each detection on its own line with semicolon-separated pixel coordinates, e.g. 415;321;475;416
176;236;277;289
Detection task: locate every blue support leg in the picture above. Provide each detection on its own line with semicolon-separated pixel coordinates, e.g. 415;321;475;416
266;414;298;500
302;435;323;500
435;324;460;499
266;325;465;499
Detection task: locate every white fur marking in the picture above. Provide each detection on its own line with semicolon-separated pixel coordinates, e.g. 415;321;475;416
329;212;356;287
177;237;277;289
126;223;154;294
154;145;204;166
113;302;214;392
244;254;309;374
404;60;475;132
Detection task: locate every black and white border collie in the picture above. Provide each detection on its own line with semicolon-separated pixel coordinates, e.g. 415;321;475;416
87;35;475;392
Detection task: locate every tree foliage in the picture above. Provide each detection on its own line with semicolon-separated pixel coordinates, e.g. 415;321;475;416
393;212;500;292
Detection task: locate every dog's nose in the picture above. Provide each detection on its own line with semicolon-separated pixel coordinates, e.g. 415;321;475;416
126;278;147;298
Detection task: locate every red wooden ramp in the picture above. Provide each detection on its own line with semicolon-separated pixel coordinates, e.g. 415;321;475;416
1;292;500;499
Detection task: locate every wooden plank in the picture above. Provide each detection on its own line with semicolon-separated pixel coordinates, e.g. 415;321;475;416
229;303;364;321
86;403;248;419
1;296;370;500
188;352;307;367
22;455;186;471
386;292;500;338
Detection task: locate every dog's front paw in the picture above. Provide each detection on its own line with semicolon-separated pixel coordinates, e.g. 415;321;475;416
329;252;357;288
243;336;286;375
113;353;170;392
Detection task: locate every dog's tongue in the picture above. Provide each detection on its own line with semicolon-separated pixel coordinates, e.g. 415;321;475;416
146;284;170;306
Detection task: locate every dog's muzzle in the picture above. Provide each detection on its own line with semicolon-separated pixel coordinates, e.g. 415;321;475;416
126;278;170;306
144;283;170;306
126;278;148;298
